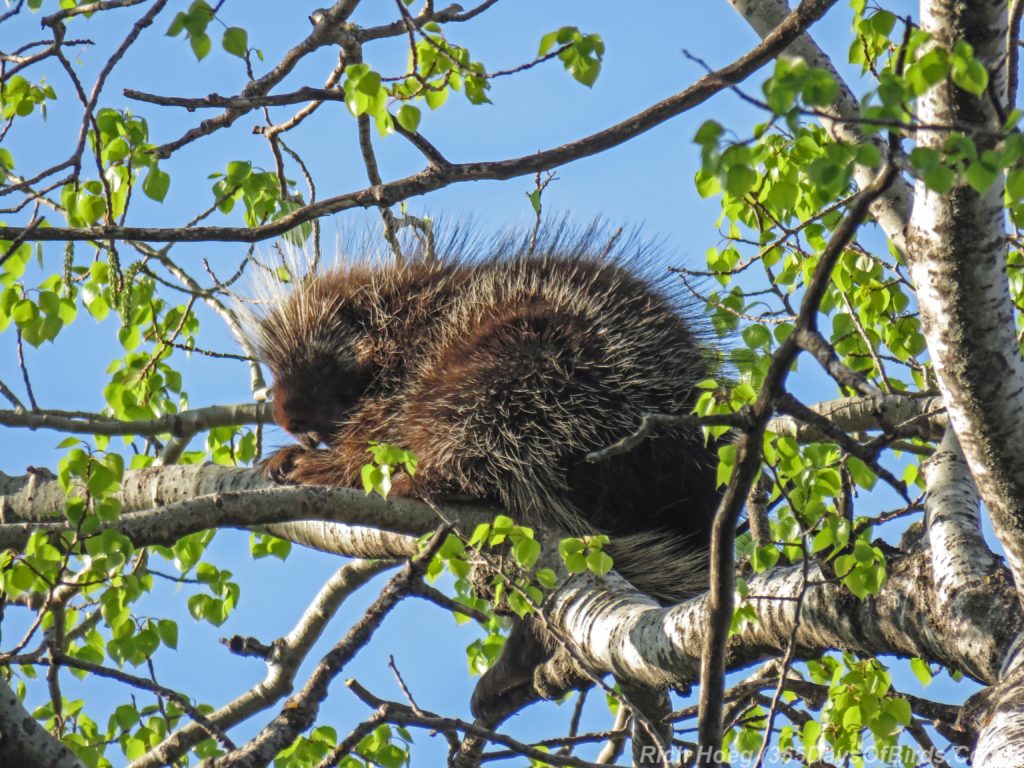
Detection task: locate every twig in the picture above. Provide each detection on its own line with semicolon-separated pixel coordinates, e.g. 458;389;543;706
696;163;896;766
15;330;38;410
2;0;843;244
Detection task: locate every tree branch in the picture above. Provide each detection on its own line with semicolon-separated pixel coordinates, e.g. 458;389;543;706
128;558;396;768
697;163;896;765
0;674;84;768
727;0;914;252
0;0;840;244
906;0;1024;599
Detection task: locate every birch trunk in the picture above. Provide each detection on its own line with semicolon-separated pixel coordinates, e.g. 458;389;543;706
906;0;1024;591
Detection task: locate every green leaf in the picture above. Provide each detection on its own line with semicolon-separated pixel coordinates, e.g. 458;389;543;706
951;44;989;96
907;48;949;94
725;165;757;198
536;568;558;588
801;720;822;758
512;537;541;568
374;109;394;137
563;551;587;573
854;142;881;168
222;27;248;58
424;87;448;110
395;104;421;132
846;456;878;490
166;11;187;37
568;55;600;87
741;324;771;349
812;526;834;554
586;548;613;576
346;89;369;116
867;9;896;35
86;293;109;321
766;180;798;211
143;167;170;202
694;120;723;146
538;30;560;56
751;545;779;573
157;619;179;649
190;31;212;61
923;165;955;194
801;68;838;106
1008;168;1024;201
966;161;997;194
104;136;130;163
910;657;933;687
357;71;382;97
887;697;912;726
527;189;542;214
225;160;252;183
12;298;38;325
113;704;140;730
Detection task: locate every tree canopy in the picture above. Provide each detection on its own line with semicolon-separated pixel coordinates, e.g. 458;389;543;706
3;0;1024;767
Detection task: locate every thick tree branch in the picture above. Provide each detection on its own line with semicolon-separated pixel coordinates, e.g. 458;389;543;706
545;544;1019;696
767;394;947;442
924;428;999;607
0;674;84;768
0;464;494;557
906;0;1024;598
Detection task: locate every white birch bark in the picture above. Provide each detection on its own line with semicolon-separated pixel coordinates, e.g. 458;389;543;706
732;2;1024;762
5;464;1020;693
767;394;947;441
546;545;1020;692
0;675;85;768
0;464;484;558
924;428;999;607
973;654;1024;768
921;427;1024;766
906;0;1024;593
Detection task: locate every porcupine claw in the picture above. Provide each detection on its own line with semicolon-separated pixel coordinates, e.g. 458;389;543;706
260;444;309;483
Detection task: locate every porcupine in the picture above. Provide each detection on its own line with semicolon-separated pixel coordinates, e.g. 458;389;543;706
243;231;721;717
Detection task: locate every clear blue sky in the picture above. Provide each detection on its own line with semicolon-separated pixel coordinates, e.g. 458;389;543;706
0;1;965;765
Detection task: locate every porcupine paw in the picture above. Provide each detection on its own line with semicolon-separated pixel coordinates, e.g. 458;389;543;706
260;444;310;483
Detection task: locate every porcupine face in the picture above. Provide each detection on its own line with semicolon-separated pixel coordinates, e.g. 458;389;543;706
270;356;372;448
247;269;375;448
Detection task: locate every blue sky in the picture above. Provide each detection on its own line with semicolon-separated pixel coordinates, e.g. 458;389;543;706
0;1;967;765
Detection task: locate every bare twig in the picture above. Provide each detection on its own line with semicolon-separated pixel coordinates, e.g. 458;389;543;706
2;0;842;244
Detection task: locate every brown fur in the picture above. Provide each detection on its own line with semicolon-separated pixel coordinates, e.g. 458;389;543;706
243;235;721;714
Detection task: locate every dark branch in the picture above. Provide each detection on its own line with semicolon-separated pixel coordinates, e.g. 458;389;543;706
0;0;841;245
